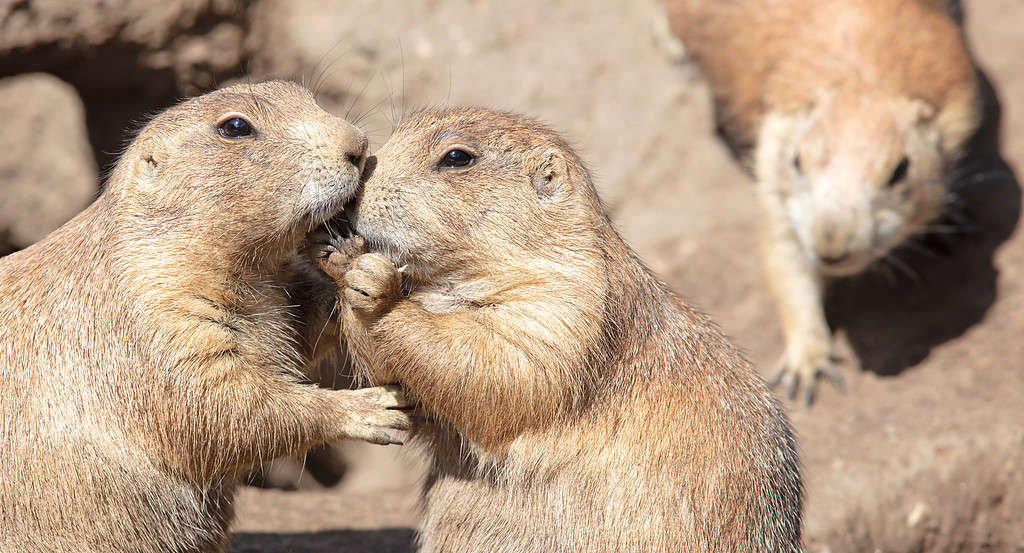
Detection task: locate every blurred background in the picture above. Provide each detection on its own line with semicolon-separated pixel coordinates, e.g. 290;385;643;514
1;1;1021;552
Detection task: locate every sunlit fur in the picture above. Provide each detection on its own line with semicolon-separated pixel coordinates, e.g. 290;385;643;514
0;80;407;553
666;0;981;398
336;108;803;552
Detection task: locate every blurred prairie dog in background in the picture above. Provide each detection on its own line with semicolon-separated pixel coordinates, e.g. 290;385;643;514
313;108;803;552
0;81;409;553
664;0;981;403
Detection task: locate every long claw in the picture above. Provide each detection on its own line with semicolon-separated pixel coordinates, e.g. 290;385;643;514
767;360;787;388
784;371;800;401
769;347;844;406
801;379;818;406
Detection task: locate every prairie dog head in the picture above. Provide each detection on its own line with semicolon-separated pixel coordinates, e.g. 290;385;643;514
351;108;604;283
108;80;368;266
756;88;971;276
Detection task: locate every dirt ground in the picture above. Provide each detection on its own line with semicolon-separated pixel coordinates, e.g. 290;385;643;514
1;1;1021;552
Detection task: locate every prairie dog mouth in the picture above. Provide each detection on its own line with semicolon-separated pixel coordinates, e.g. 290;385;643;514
320;199;358;241
818;254;872;276
314;155;374;236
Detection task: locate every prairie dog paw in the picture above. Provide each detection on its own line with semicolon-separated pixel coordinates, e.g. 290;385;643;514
344;253;402;317
768;342;844;406
308;231;366;281
331;385;412;446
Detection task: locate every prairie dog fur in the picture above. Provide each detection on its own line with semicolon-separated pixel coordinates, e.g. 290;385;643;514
0;81;409;553
665;0;981;402
314;108;802;552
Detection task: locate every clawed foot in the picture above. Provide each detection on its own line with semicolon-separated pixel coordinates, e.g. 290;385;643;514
344;253;402;317
308;229;367;281
333;384;413;446
768;347;844;406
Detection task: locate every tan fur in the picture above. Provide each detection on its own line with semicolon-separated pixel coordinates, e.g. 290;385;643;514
0;80;410;553
665;0;982;401
314;108;802;552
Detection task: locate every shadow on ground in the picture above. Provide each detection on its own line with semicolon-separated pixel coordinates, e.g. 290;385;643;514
825;68;1021;376
231;528;415;553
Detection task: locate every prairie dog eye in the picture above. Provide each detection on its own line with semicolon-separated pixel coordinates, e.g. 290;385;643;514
792;155;802;173
217;116;255;139
887;157;910;187
439;148;475;169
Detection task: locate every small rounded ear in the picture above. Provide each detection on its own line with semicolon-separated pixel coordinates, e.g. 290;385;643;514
129;139;163;187
531;148;570;200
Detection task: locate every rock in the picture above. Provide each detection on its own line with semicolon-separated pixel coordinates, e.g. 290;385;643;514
0;0;250;96
0;73;96;249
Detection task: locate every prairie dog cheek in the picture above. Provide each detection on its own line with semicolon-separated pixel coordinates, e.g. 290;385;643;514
874;209;905;247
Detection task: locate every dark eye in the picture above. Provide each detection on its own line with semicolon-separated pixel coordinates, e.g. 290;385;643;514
439;149;474;169
887;157;910;187
792;155;802;173
217;116;255;139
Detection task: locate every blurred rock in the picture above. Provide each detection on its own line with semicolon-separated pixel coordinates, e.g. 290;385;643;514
0;73;95;250
0;0;257;182
0;0;250;96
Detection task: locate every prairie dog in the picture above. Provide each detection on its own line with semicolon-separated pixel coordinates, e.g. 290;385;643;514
0;81;409;553
313;108;802;552
665;0;982;403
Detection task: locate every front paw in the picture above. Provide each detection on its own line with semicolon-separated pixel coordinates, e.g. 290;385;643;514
344;253;402;318
331;385;413;446
768;340;844;406
307;230;367;281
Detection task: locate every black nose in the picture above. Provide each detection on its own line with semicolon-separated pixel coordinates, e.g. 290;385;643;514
345;136;369;168
360;155;377;181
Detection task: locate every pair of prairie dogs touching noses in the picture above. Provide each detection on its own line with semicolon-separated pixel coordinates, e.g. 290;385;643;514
0;83;801;552
0;0;980;551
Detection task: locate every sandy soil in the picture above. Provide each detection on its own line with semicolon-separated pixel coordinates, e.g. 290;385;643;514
1;1;1021;552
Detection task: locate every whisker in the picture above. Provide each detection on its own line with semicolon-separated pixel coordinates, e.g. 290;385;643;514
399;37;408;123
345;69;378;121
312;300;339;367
883;253;921;285
921;224;967;235
953;169;1012;187
310;41;352;97
381;67;398;127
352;96;392;127
446;62;454;106
900;240;939;258
872;257;898;284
